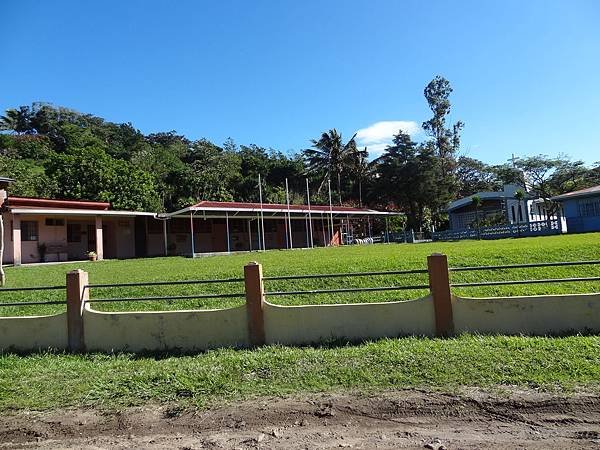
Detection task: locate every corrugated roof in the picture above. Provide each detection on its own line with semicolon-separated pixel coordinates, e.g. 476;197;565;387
8;197;110;210
191;200;377;213
552;185;600;201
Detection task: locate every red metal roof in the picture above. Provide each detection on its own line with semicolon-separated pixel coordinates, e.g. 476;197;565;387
7;197;110;210
191;200;377;213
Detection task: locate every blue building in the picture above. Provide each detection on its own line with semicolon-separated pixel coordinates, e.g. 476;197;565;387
552;185;600;233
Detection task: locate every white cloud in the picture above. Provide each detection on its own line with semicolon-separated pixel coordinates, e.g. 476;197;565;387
355;120;421;157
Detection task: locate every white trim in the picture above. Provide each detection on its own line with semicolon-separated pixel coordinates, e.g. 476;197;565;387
166;205;399;217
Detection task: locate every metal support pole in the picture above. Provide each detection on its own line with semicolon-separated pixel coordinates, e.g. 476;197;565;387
328;178;334;245
256;213;261;251
321;213;326;246
226;211;231;253
306;178;314;248
305;215;309;248
385;216;390;243
189;212;195;258
285;178;293;249
248;219;252;251
258;174;266;251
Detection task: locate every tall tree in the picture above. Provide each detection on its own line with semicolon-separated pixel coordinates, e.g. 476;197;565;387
373;130;439;230
422;76;463;163
421;76;463;226
346;146;370;206
303;129;357;205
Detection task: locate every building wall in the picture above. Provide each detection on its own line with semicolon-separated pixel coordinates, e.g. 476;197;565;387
562;196;600;233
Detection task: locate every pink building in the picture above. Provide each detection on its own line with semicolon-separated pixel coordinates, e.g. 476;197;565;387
2;196;157;265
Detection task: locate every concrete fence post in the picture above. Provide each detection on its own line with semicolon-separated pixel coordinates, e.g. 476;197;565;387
427;253;454;337
66;269;88;352
244;261;266;346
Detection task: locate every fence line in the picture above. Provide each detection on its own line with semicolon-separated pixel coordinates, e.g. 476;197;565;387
450;260;600;272
0;255;598;352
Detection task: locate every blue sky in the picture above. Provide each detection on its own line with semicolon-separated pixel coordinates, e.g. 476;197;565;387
1;0;599;164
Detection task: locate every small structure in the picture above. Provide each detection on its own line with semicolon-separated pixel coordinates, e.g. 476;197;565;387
433;184;565;241
2;197;157;265
552;185;600;233
447;184;538;230
161;201;399;256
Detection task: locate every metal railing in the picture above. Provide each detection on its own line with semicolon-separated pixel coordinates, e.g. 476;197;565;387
0;285;66;308
85;276;245;304
263;267;430;297
1;258;598;309
449;260;600;288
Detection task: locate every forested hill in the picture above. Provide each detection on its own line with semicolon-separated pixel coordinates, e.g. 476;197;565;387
0;103;311;213
1;77;598;231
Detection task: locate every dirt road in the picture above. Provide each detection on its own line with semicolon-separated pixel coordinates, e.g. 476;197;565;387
1;389;599;449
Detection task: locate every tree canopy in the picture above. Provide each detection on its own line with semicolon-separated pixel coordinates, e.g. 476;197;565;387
1;78;598;232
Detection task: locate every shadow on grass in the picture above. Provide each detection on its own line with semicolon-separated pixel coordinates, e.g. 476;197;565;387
2;329;599;359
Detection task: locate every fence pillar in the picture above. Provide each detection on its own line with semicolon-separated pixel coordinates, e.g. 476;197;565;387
244;262;266;346
66;269;88;352
427;253;454;337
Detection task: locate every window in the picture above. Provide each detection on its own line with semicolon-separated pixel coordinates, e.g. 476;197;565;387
22;221;39;241
578;198;600;217
67;224;82;243
45;218;65;227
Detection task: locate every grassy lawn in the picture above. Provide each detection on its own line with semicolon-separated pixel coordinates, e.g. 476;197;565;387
1;335;599;411
0;232;599;316
1;234;599;412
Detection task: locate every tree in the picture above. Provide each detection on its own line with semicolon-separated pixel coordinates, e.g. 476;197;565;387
514;155;587;220
421;76;463;226
373;130;440;230
346;146;370;206
303;129;357;205
422;76;463;164
0;107;32;134
45;147;161;211
456;156;499;197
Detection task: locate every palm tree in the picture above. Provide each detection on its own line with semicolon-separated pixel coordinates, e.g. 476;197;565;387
303;129;357;205
347;146;370;207
0;107;32;134
514;189;526;237
471;195;482;239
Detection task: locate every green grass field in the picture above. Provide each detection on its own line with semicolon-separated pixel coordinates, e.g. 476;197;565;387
1;234;599;412
1;335;599;411
0;233;599;316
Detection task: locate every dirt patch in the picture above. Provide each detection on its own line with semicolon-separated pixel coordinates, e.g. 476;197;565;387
1;388;599;449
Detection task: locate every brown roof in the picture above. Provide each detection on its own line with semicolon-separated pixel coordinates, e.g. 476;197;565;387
8;197;110;210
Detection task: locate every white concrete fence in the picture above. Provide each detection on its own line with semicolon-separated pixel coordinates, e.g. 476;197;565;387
1;255;599;353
